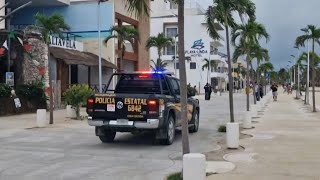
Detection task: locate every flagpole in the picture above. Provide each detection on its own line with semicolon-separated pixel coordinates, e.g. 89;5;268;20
7;8;11;72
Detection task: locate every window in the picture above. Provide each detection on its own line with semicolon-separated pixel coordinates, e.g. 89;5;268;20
115;74;161;94
190;62;197;69
166;45;175;55
169;78;180;95
164;26;178;55
176;62;179;69
169;0;178;9
161;77;170;95
166;27;178;38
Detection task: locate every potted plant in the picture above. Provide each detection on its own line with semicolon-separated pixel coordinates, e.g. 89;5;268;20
63;84;94;120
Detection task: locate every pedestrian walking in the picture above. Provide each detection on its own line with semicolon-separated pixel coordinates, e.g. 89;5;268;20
271;83;278;101
204;83;210;100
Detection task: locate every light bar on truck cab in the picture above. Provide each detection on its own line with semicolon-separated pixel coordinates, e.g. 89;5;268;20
136;71;173;75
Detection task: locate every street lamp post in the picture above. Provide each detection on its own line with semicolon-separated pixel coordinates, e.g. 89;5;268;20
98;0;108;93
174;34;178;77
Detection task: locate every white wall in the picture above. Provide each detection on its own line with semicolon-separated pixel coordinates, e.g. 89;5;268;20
0;0;5;29
150;14;225;93
123;60;135;72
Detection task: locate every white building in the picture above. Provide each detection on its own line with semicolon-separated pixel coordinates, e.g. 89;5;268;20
150;0;229;93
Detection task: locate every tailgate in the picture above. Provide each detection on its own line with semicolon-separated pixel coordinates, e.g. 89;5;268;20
90;94;153;119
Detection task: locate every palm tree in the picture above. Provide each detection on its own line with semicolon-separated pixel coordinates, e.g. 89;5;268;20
146;33;173;60
298;52;320;103
258;62;274;75
206;0;256;123
258;62;273;93
150;59;168;71
295;25;320;112
202;58;219;83
232;20;269;107
104;25;139;72
35;13;70;125
125;0;191;154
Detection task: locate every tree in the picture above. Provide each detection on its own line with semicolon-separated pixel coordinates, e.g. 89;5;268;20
295;25;320;112
150;59;168;71
104;25;139;72
258;62;273;92
206;0;256;122
125;0;190;154
146;33;173;60
232;20;269;106
258;62;274;75
202;58;219;83
278;68;290;84
35;13;70;124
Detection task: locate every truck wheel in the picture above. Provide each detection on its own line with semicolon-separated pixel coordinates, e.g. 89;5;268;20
99;131;116;143
189;110;199;133
162;116;175;145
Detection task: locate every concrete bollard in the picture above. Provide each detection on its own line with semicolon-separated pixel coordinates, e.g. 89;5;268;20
66;105;76;118
37;109;47;127
250;105;258;117
183;153;206;180
243;111;252;129
226;122;239;148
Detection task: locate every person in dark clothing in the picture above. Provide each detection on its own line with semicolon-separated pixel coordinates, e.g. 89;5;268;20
204;83;210;100
259;84;264;99
208;84;212;100
271;83;278;101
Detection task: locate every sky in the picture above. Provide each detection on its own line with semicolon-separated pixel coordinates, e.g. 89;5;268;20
200;0;320;70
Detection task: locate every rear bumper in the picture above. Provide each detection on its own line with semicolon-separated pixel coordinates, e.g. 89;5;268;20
88;117;160;130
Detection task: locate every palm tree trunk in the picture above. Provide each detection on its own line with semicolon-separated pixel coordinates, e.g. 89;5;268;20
178;0;190;155
246;55;250;111
225;25;235;123
251;62;257;104
48;47;54;124
312;40;316;112
120;47;124;72
256;61;260;99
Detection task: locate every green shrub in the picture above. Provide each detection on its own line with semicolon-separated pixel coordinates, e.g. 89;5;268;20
167;172;182;180
63;84;94;119
218;125;226;133
16;81;46;102
187;84;197;97
0;84;12;98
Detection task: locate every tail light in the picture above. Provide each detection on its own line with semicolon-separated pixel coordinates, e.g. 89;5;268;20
148;100;157;114
87;98;94;113
88;98;94;104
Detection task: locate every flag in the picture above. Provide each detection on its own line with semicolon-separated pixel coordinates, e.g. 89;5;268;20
2;40;8;49
8;32;15;39
17;37;24;45
0;48;5;56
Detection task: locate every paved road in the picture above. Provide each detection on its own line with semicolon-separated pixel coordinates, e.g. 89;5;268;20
0;92;252;180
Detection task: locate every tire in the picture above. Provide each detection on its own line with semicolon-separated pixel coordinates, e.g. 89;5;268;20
98;131;116;143
162;116;175;145
189;110;199;133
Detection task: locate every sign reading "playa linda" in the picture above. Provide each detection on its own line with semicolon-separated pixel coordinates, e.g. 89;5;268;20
185;39;208;57
49;36;84;52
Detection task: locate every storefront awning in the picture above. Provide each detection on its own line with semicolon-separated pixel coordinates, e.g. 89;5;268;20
49;47;117;69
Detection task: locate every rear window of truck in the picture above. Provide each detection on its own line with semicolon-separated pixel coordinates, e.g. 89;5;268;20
115;74;162;94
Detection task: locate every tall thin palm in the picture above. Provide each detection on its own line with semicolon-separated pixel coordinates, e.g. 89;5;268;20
232;20;269;107
202;58;219;83
206;0;256;123
295;25;320;112
105;25;139;72
125;0;190;154
35;13;70;125
150;59;168;71
146;33;173;60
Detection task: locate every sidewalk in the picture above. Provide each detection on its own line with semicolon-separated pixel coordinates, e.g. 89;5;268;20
207;93;320;180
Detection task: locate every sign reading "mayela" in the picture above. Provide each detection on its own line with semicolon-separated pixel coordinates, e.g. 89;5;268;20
49;36;84;52
185;39;208;57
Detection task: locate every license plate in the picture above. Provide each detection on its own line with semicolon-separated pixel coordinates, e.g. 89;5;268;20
109;119;133;126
